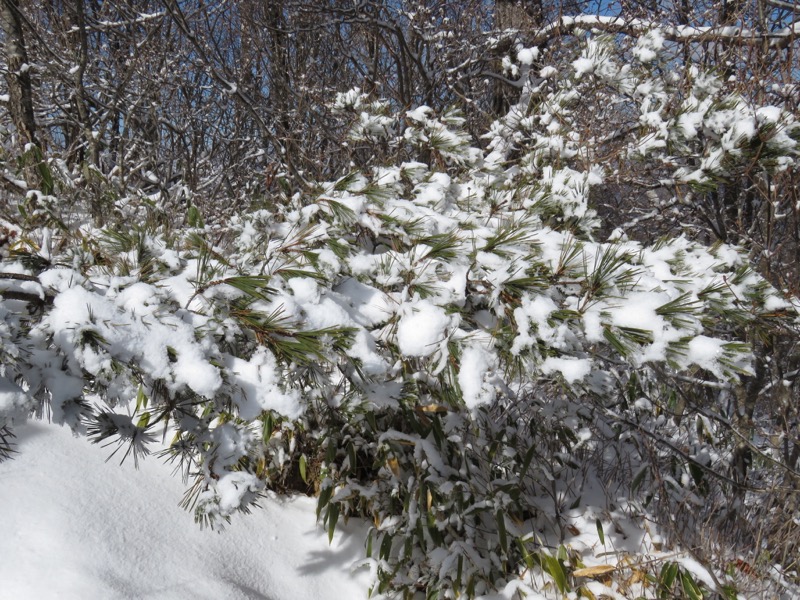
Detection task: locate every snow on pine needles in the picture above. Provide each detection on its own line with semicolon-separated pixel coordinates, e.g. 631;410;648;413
1;27;799;600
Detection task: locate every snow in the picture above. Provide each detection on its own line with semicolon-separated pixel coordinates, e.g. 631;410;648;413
333;277;393;327
1;22;798;598
287;276;320;304
396;298;451;357
225;349;303;420
0;376;29;421
676;556;717;590
633;29;665;63
608;291;666;331
517;48;538;65
540;356;591;383
458;345;496;409
677;109;704;140
539;66;557;78
0;421;371;600
572;57;595;78
511;294;560;355
686;335;726;377
757;105;782;124
46;285;223;401
406;106;432;122
333;88;363;112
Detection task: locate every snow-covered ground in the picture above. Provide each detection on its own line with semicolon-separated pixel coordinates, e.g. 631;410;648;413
0;421;371;600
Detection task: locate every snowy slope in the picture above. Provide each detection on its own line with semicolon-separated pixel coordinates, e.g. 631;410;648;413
0;421;371;600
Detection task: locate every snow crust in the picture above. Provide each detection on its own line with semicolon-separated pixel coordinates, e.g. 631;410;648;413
0;422;370;600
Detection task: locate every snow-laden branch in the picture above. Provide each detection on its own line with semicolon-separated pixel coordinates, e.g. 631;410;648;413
65;11;166;34
522;14;800;49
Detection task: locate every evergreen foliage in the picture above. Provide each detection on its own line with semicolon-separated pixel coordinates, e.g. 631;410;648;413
1;16;799;600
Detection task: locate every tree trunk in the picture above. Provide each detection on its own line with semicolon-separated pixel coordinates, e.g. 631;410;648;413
492;0;541;115
1;0;37;149
68;0;99;167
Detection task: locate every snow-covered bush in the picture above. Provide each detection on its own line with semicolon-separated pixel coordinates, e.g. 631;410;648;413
1;28;799;599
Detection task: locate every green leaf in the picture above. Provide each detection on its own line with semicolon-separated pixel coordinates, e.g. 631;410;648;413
299;454;308;484
557;545;568;562
519;445;538;479
631;466;648;494
596;518;605;546
325;439;336;465
276;268;327;283
346;442;357;473
542;551;569;594
166;346;178;363
38;159;54;196
136;411;150;429
417;231;461;261
603;326;630;358
496;510;508;554
656;292;701;326
719;583;739;600
617;326;654;345
517;539;537;569
221;276;276;301
0;425;16;462
379;532;393;560
262;413;275;444
659;562;679;597
365;412;378;433
321;197;358;224
479;220;538;258
689;462;705;489
681;570;704;600
316;485;332;520
135;385;148;413
187;205;204;228
456;554;463;591
327;502;339;543
332;171;360;192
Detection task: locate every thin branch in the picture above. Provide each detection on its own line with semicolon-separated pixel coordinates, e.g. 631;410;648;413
523;15;800;49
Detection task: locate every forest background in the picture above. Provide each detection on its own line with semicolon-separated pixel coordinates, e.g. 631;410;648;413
2;0;800;598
